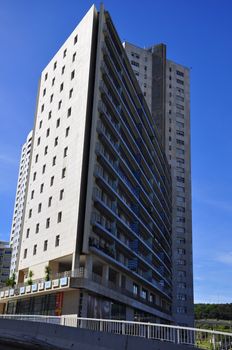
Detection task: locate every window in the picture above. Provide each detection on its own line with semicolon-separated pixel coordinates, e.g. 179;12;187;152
67;107;72;117
44;146;48;155
56;118;60;128
31;190;34;199
176;227;185;234
53;61;57;70
37;137;41;146
177;259;186;265
177;307;186;314
177;130;184;137
43;88;46;96
71;70;75;80
23;249;27;259
60;82;64;92
42;164;46;174
39;120;42;129
26;229;30;238
69;88;73;99
65;127;70;137
33;172;36;181
72;52;76;62
59;189;64;200
46;128;50;137
63;49;67;58
48;196;52;207
33;244;37;255
35;223;39;233
133;283;138;295
41;104;44;112
54;234;60;247
62;168;66;178
57;211;62;223
38;203;42;213
50;176;54;186
177;248;185;255
131;60;139;67
176;70;184;77
177;206;185;213
58;100;62;110
177;79;184;85
62;65;65;74
74;34;78;45
63;147;68;157
46;218;50;228
54;137;58;146
177;139;184;145
40;183;44;193
177;293;186;301
177;270;186;277
177;217;185;223
44;240;48;251
48;110;52;119
52;77;55;86
52;156;56;166
141;289;147;300
45;73;48;81
50;94;53;103
178;282;186;289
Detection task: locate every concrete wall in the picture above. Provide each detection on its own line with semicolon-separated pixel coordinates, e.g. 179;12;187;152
0;319;197;350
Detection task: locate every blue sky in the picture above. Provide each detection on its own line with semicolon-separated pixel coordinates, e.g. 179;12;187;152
1;0;232;303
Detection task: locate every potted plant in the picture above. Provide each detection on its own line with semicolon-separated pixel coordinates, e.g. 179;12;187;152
5;273;16;288
27;270;34;285
44;265;51;281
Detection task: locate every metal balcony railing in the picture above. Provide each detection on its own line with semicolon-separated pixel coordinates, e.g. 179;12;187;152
0;314;231;349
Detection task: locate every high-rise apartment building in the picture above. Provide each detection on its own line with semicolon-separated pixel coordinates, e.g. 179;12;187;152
123;42;193;326
9;131;33;277
0;5;174;323
0;241;12;287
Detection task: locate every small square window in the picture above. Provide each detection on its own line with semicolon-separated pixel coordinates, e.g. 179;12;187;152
58;100;62;110
42;164;46;174
37;137;41;146
48;196;52;207
33;172;36;181
48;110;52;119
55;235;60;247
43;88;46;96
29;209;32;218
53;61;57;70
50;94;53;103
41;104;44;112
52;156;56;166
44;146;48;155
60;82;64;92
46;128;50;137
67;107;72;117
54;137;58;146
45;73;48;81
44;240;48;251
35;154;39;163
63;49;67;58
74;34;78;45
62;65;65;75
56;118;60;128
71;70;75;80
52;77;55;86
31;190;34;199
72;52;76;62
39;120;42;129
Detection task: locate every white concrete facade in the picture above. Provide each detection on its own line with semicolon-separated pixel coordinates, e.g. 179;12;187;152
17;6;98;281
9;131;33;277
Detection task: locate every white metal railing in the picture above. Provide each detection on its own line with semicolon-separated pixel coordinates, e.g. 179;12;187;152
0;315;231;349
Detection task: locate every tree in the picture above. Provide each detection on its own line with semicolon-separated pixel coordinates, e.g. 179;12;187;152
27;270;34;286
5;273;16;288
44;265;51;281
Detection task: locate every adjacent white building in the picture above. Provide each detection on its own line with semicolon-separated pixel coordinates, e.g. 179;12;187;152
9;131;33;277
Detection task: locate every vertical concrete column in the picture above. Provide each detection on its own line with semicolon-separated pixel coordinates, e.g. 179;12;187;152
102;265;109;286
84;255;93;279
116;272;122;288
